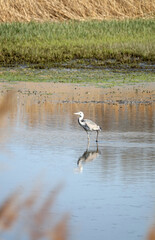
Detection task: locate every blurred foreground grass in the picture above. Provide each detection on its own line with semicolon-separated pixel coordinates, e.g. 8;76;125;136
0;186;69;240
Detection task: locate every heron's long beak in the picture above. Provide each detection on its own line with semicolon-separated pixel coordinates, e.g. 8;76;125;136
74;112;80;115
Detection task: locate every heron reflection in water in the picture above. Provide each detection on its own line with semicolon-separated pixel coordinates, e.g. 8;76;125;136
76;142;100;172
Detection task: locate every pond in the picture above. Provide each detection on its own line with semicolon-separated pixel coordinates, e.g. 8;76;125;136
0;94;155;240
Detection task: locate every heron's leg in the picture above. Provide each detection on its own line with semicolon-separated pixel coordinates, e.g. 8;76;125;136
87;131;90;142
87;140;90;150
96;131;99;142
96;141;99;152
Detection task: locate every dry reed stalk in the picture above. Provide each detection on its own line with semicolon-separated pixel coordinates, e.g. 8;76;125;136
0;0;154;22
0;185;69;240
0;191;21;230
50;215;69;240
148;226;155;240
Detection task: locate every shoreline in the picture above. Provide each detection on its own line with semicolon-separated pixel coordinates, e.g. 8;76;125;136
0;81;155;105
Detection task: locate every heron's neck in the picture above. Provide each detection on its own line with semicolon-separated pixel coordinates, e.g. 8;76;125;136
79;115;83;121
78;115;84;125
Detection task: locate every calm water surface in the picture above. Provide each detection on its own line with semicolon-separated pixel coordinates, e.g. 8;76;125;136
0;100;155;240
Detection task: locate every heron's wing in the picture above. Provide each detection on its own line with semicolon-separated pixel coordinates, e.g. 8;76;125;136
84;119;100;131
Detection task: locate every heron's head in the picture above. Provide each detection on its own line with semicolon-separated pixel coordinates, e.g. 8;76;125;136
74;111;84;118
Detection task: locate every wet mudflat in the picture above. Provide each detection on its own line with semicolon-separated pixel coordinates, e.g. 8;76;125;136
0;84;155;240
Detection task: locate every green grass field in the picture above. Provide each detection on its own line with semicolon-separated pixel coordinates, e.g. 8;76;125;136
0;19;154;67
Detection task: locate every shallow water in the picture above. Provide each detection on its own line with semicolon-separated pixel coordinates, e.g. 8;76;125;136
0;99;155;240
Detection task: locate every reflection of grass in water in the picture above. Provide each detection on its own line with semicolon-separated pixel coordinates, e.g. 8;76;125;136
0;91;15;116
0;67;154;87
0;91;16;144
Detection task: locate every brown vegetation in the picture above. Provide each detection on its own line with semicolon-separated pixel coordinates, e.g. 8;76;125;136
147;226;155;240
0;0;154;22
0;186;69;240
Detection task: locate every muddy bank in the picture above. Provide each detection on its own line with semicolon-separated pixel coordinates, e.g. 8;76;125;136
0;82;155;105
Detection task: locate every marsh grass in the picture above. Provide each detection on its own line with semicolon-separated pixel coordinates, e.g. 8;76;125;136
0;0;154;22
0;20;154;66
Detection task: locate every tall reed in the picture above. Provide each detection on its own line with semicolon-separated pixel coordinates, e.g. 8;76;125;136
0;0;154;22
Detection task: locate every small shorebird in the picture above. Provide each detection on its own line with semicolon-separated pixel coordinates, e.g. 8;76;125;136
74;111;101;142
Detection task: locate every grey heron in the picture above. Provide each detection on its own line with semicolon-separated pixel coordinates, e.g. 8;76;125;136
74;111;101;142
